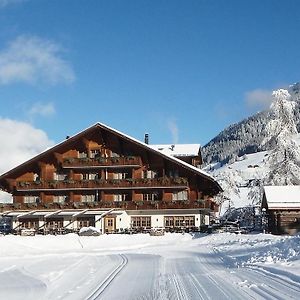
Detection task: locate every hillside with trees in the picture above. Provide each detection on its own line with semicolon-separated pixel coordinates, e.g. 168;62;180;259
202;83;300;166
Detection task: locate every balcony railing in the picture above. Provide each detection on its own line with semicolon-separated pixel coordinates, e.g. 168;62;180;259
16;177;189;191
0;199;211;212
62;156;141;168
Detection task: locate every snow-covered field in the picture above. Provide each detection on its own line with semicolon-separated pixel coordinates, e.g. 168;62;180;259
0;232;300;299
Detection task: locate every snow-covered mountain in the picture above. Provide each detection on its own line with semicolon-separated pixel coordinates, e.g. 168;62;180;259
202;82;300;166
202;111;270;165
202;83;300;215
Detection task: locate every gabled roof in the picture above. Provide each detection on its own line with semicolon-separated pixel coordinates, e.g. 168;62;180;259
264;186;300;209
150;144;201;157
0;122;221;192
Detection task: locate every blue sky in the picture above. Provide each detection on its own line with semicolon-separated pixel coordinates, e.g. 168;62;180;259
0;0;300;146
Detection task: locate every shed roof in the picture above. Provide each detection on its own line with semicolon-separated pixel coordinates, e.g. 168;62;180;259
264;186;300;209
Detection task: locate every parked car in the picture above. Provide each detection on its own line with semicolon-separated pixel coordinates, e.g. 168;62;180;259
0;223;12;235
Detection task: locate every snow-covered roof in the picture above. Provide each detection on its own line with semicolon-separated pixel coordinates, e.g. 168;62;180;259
264;186;300;209
150;144;200;157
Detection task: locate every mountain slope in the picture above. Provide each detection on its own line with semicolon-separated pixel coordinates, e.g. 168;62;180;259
202;111;270;165
203;82;300;165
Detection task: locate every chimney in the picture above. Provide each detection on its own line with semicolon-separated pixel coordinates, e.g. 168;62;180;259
144;133;149;144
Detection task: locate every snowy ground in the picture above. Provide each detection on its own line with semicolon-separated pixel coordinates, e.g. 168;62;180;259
0;232;300;299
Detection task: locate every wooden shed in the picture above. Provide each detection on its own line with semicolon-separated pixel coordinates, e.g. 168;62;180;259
262;186;300;234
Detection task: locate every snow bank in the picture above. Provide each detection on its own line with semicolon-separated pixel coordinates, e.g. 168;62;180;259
202;233;300;276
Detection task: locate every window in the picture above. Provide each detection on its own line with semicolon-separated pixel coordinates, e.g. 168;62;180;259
20;220;39;229
131;217;151;228
184;216;195;227
81;194;95;202
143;192;159;201
90;149;100;158
113;172;128;179
143;170;158;179
24;196;38;203
172;190;188;201
77;218;95;228
164;216;174;227
78;151;87;158
164;216;195;227
54;173;67;181
46;219;63;230
175;216;184;226
83;173;98;180
113;194;128;202
53;195;66;203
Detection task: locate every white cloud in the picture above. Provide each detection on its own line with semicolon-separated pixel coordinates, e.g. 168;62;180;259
28;102;56;118
0;118;54;173
0;118;54;202
0;35;75;85
245;89;273;110
167;119;179;144
0;0;26;8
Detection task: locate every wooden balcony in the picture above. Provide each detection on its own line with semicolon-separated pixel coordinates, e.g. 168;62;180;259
0;199;211;212
16;177;189;191
62;156;142;169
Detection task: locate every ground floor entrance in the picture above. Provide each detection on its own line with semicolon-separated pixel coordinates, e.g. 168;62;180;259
104;216;116;233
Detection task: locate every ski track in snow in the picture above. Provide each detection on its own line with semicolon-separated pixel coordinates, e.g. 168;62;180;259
0;234;300;299
86;254;128;300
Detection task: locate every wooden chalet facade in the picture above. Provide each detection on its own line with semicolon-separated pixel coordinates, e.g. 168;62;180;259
0;123;221;234
262;186;300;234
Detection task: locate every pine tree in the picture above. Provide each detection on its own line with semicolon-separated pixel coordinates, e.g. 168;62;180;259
214;169;243;212
264;89;300;185
247;178;263;205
